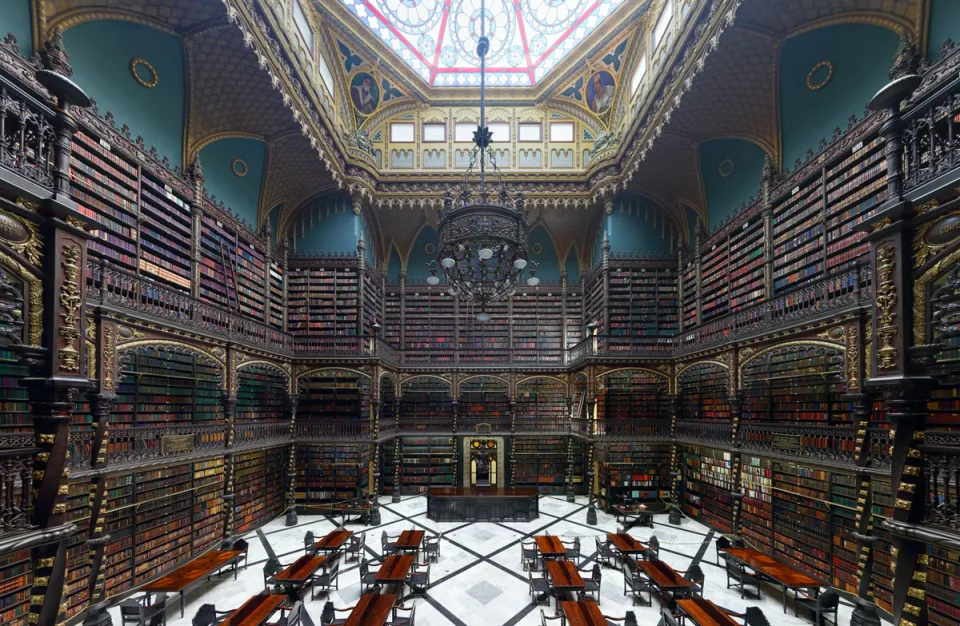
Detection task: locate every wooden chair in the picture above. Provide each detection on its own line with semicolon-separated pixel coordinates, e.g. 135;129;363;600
723;606;771;626
795;589;838;626
345;532;365;562
231;538;250;572
424;533;441;562
382;531;399;556
679;564;704;597
716;535;731;565
621;562;651;606
595;535;617;568
265;601;302;626
563;536;581;562
528;568;552;606
661;607;681;626
647;535;660;558
521;539;539;570
304;531;316;555
407;561;431;595
120;594;167;626
311;554;341;599
360;558;382;594
579;563;602;604
320;601;352;626
388;603;416;626
724;558;762;599
263;558;284;592
192;603;231;626
602;612;638;626
539;609;562;626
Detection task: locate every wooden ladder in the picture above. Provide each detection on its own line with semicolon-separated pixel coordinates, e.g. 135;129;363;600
219;241;239;311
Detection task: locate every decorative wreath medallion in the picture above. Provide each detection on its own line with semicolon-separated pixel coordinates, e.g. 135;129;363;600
718;158;735;178
423;242;436;255
231;158;249;177
531;242;543;255
130;58;158;88
806;61;833;90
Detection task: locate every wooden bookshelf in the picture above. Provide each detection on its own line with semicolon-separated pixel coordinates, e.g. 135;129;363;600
394;436;456;494
287;261;361;337
515;377;566;430
459;376;510;430
678;363;730;420
62;481;91;620
741;455;773;553
682;258;698;330
700;240;729;322
511;437;566;494
772;175;823;293
598;370;669;433
299;370;369;429
403;286;456;360
728;218;765;312
0;344;29;434
607;265;679;341
234;450;284;532
295;443;371;504
236;365;288;425
0;549;31;626
512;290;563;362
268;260;285;329
682;445;734;533
596;442;671;508
398;377;452;431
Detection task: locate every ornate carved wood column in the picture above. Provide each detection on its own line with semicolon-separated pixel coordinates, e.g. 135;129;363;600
694;228;703;327
188;155;203;302
761;157;775;300
601;232;611;334
284;392;298;526
221;348;238;539
357;234;366;336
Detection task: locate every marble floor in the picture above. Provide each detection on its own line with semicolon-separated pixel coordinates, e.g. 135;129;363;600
107;495;858;626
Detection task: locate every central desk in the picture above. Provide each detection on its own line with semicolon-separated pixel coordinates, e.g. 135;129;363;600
426;487;538;522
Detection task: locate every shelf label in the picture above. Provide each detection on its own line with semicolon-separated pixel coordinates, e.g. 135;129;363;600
792;186;800;196
161;434;195;454
772;434;802;452
99;138;112;151
164;183;172;193
852;141;863;153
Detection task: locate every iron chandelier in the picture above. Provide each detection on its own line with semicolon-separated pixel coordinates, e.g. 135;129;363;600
426;0;538;321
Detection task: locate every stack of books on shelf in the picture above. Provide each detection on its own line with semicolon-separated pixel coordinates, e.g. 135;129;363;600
596;442;671;506
399;378;453;429
741;455;773;552
515;379;566;429
678;363;731;420
295;444;371;503
700;241;729;321
396;437;455;494
234;450;284;532
512;438;566;493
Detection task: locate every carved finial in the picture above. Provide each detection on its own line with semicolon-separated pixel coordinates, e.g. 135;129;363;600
602;231;610;252
189;153;204;186
40;27;72;76
262;218;273;238
604;198;615;215
889;29;920;80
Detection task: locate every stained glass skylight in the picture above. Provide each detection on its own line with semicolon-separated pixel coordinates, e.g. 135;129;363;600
338;0;626;87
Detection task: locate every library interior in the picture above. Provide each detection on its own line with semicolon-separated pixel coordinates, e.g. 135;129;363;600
0;1;959;625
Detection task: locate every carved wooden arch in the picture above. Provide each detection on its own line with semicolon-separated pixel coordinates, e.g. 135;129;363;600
189;132;265;165
675;360;730;398
42;9;179;39
516;375;568;395
400;375;453;394
784;12;915;41
0;247;41;348
379;370;399;398
117;340;226;389
237;360;292;393
737;340;846;390
457;375;511;397
594;367;671;383
295;366;371;394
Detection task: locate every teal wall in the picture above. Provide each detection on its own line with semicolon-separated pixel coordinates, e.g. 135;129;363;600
407;226;439;281
291;196;361;255
527;226;561;283
198;138;266;227
779;24;897;170
0;0;32;55
64;20;186;168
596;198;673;262
699;138;766;230
929;0;960;59
386;246;402;282
684;205;701;243
266;205;281;245
564;249;580;283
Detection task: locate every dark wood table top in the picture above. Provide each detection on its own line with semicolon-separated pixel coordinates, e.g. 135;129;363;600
343;593;398;626
608;533;646;554
396;530;425;550
376;554;414;583
677;598;741;626
428;487;539;498
721;547;822;589
636;559;693;592
536;536;567;557
314;529;353;551
546;560;585;590
273;555;327;584
219;594;286;626
561;600;606;626
142;550;244;592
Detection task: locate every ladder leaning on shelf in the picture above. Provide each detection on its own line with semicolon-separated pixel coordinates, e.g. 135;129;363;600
219;241;239;311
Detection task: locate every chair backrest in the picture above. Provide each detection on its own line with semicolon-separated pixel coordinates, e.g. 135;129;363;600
327;555;341;578
716;536;731;552
192;604;218;626
742;607;771;626
304;531;315;547
621;561;634;582
360;559;369;576
818;589;840;609
685;564;704;583
649;536;659;552
661;608;680;626
233;538;249;553
286;601;303;626
642;549;656;561
382;530;388;544
623;611;638;626
725;558;742;576
119;602;142;619
574;537;581;551
264;558;281;577
592;563;601;581
320;602;335;626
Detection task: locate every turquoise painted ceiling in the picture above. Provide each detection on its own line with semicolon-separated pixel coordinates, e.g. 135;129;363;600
337;0;625;86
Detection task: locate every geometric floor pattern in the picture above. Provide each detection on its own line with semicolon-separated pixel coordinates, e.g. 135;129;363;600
106;495;857;625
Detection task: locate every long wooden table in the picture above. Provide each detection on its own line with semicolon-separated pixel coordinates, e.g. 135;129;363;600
536;536;567;559
142;549;244;617
608;533;646;557
395;530;425;554
546;560;585;596
677;598;740;626
636;558;693;609
273;554;328;594
344;593;398;626
219;594;286;626
720;547;822;613
375;553;414;594
560;599;606;626
314;529;353;552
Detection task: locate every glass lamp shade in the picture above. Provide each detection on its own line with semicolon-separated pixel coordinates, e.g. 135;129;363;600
478;247;494;260
527;276;540;286
441;257;456;268
476;312;492;322
513;258;527;270
426;275;440;285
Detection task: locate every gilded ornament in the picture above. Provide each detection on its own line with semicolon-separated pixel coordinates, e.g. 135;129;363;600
806;61;834;90
102;323;116;392
130;58;159;88
65;216;85;230
871;217;892;232
845;324;860;392
875;244;898;370
58;244;82;372
915;199;940;215
0;208;42;266
231;158;249;177
717;158;734;177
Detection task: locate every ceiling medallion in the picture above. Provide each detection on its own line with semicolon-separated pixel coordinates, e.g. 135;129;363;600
718;158;735;178
130;58;158;88
232;158;249;177
806;60;833;91
426;1;538;322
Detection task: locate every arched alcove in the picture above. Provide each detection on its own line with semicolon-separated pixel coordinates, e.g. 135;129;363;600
699;138;767;229
197;137;266;226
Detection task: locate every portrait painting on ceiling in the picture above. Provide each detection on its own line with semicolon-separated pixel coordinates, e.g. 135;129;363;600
586;70;616;115
350;72;380;115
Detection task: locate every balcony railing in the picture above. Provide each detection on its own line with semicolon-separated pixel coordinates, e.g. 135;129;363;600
457;415;511;433
675;420;733;445
738;422;857;464
0;434;36;534
514;417;569;433
233;422;291;446
921;432;960;534
295;420;371;440
105;424;225;465
0;81;55;190
593;419;672;439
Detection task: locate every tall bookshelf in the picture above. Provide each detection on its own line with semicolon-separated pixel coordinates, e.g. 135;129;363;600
103;473;134;599
607;265;679;341
383;289;402;348
681;446;701;518
596;442;671;508
515;377;566;430
395;437;456;494
0;341;29;434
295;443;372;504
700;240;729;322
268;260;285;329
62;480;91;620
681;258;698;330
286;261;361;337
236;365;288;426
512;290;563;362
870;477;894;616
234;449;284;532
512;438;566;493
740;455;773;553
683;446;734;533
298;370;369;429
403;286;456;360
678;363;731;420
459;377;510;430
565;288;583;348
728;217;765;312
598;370;669;433
192;459;226;552
459;300;510;362
0;549;31;626
139;173;193;290
398;377;452;430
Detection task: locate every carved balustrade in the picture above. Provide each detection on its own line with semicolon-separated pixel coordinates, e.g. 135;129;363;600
295;420;371;440
0;81;54;189
0;435;38;534
738;422;857;463
593;419;673;440
66;428;95;471
902;49;960;192
233;422;291;447
675;419;733;445
919;431;960;535
866;427;893;469
104;424;225;465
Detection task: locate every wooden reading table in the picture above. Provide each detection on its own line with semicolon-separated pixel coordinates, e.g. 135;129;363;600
677;598;740;626
142;549;244;617
273;555;327;595
608;533;646;557
536;536;567;560
636;558;693;608
344;593;398;626
219;594;286;626
720;547;822;613
545;559;585;600
375;554;414;594
314;529;353;553
560;599;606;626
395;530;425;556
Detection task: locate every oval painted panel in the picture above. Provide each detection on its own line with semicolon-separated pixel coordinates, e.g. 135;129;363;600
927;215;960;246
0;211;30;244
